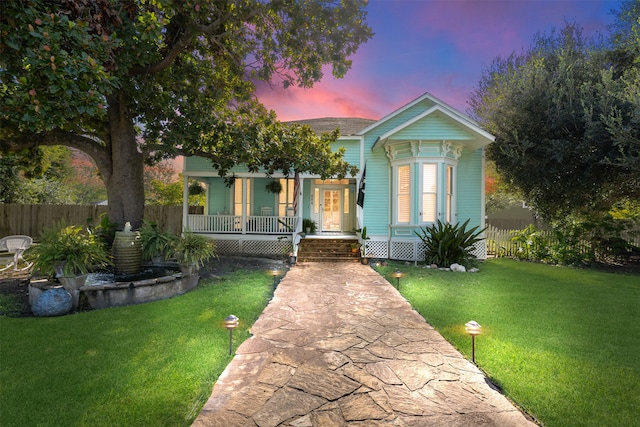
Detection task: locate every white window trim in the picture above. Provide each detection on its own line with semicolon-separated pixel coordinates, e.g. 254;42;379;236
393;162;412;225
419;162;438;224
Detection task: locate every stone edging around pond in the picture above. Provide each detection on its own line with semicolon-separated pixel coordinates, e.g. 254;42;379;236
29;272;199;315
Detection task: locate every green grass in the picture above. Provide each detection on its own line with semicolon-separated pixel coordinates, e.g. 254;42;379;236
377;258;640;427
0;270;275;427
2;260;638;426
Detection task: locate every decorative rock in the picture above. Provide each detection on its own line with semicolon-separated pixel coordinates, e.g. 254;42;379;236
469;267;480;273
32;287;73;317
450;263;466;272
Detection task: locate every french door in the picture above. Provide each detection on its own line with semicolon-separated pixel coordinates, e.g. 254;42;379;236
321;189;341;231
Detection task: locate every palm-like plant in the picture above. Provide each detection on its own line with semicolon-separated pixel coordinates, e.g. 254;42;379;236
415;219;486;267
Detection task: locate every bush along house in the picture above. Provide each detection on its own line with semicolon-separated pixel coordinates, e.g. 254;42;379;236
181;92;495;262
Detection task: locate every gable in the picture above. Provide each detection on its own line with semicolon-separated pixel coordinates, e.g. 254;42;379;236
371;105;494;153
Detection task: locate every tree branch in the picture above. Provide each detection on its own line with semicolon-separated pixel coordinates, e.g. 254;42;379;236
1;130;111;178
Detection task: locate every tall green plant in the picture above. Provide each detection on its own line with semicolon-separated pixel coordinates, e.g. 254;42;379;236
28;221;112;278
139;221;177;261
415;219;486;267
173;230;216;268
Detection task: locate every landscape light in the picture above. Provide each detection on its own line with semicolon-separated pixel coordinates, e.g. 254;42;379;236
268;267;280;287
392;269;403;289
465;320;482;364
224;315;239;355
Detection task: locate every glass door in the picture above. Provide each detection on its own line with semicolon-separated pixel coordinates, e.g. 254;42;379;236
322;190;341;231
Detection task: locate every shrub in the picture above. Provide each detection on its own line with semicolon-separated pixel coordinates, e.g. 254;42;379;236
28;221;112;278
139;221;177;261
510;224;550;261
415;219;486;267
173;230;216;267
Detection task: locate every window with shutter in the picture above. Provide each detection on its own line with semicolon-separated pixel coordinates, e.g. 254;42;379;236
397;165;410;223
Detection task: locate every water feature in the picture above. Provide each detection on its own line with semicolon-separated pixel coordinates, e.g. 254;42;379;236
79;263;198;310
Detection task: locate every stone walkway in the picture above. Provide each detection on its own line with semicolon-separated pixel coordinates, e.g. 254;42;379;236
193;262;537;427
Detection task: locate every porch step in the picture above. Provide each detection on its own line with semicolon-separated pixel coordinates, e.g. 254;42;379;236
297;238;361;263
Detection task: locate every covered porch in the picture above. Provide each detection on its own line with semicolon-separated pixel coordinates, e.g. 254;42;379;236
180;171;361;256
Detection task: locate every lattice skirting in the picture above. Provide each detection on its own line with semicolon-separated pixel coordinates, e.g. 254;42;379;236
390;239;487;261
213;237;289;256
211;235;487;260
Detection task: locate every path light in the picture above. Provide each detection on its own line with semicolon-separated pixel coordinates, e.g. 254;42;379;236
268;267;280;287
224;315;239;355
465;320;482;364
392;269;403;290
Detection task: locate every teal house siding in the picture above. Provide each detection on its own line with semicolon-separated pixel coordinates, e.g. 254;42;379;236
456;149;485;228
182;92;494;261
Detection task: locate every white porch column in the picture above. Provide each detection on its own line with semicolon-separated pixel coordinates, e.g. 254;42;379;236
182;174;189;234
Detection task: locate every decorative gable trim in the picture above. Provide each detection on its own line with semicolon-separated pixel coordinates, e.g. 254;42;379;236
372;104;494;152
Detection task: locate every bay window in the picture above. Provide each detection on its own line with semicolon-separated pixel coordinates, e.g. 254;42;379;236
421;164;437;223
397;165;411;223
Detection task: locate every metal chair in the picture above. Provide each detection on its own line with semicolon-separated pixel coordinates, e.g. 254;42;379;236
0;235;33;272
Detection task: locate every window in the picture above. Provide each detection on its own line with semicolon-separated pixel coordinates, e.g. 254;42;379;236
422;164;437;223
445;165;453;223
397;165;411;223
344;188;350;214
233;178;250;216
278;178;295;216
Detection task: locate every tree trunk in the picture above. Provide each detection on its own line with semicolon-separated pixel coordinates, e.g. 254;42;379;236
103;92;145;229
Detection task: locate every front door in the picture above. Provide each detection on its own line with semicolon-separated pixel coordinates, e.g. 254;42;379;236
321;190;341;231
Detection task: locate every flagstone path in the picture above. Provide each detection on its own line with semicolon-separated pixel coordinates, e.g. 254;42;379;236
193;262;537;426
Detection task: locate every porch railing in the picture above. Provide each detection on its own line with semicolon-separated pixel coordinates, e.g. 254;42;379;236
187;214;298;235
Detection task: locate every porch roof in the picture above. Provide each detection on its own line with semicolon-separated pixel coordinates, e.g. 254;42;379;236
288;117;376;136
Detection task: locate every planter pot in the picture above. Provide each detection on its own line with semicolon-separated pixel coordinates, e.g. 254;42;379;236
288;255;297;265
151;254;166;265
57;274;88;309
360;257;370;265
180;263;199;276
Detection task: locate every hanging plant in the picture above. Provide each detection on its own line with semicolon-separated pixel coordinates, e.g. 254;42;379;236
266;180;282;194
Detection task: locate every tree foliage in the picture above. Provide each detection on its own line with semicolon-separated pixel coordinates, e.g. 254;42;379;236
0;0;372;227
469;3;639;223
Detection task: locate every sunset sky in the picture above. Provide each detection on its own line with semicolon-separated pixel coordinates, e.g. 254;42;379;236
255;0;625;122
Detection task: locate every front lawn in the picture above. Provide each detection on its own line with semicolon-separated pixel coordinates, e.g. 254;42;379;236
0;269;274;426
2;259;638;426
377;258;640;427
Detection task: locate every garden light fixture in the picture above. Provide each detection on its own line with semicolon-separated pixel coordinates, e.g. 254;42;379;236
224;315;239;355
392;269;403;289
269;267;280;287
465;320;482;364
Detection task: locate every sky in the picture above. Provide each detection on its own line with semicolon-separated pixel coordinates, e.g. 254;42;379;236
255;0;625;122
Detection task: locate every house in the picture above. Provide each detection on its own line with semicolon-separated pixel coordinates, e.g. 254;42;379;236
181;92;495;261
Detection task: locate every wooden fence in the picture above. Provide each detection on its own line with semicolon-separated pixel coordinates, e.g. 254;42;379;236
0;204;183;240
485;225;640;258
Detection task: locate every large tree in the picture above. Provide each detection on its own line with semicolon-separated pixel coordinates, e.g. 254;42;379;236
0;0;372;228
469;4;639;223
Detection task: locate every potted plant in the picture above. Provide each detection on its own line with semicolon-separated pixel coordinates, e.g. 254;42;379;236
302;219;317;234
173;230;216;276
350;242;361;253
139;221;177;263
266;180;283;194
278;236;296;264
28;221;112;308
355;226;371;264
